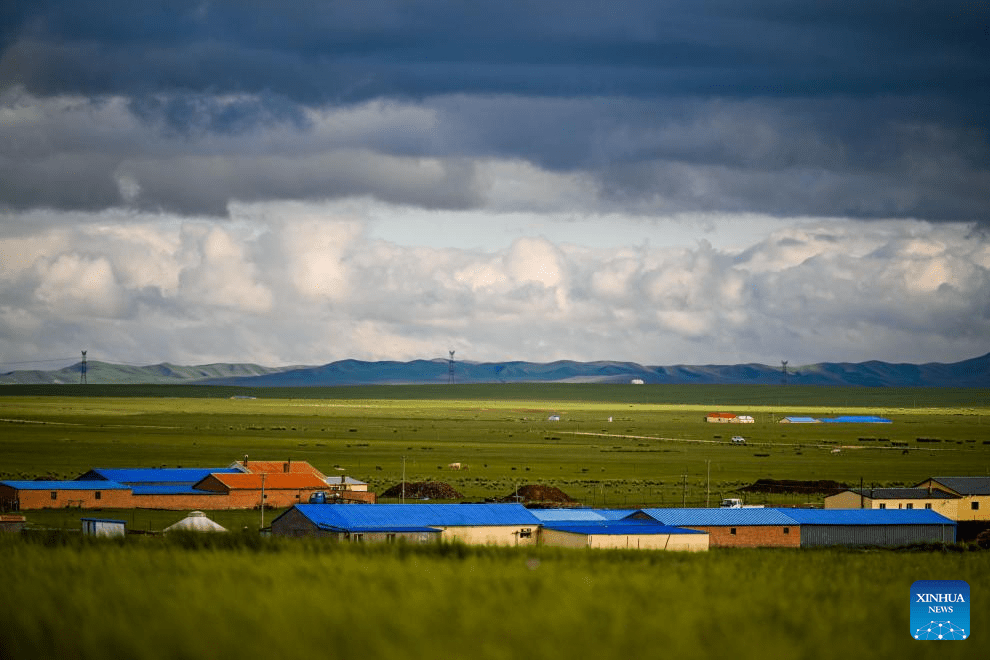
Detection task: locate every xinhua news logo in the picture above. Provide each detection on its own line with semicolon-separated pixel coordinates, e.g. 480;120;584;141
911;580;970;641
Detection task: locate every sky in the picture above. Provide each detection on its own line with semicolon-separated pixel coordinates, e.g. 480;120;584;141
1;1;988;370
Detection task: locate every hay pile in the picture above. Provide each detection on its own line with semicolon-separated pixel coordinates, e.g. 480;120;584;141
497;484;574;504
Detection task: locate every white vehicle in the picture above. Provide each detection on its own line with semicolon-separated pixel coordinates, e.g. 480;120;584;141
731;436;746;444
720;498;765;509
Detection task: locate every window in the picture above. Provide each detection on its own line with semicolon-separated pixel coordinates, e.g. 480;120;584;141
783;527;789;534
878;503;886;509
905;503;913;509
973;502;980;511
51;491;58;500
519;528;532;539
353;534;364;543
95;491;101;500
386;534;396;543
730;528;737;535
925;503;932;510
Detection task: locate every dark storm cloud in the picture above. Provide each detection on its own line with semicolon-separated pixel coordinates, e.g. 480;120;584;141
1;1;988;220
4;1;986;102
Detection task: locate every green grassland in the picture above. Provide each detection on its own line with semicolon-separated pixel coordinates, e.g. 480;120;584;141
3;384;988;660
2;534;987;660
2;384;988;524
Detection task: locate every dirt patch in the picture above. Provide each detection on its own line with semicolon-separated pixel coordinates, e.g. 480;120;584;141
495;484;575;504
738;478;849;496
380;481;464;499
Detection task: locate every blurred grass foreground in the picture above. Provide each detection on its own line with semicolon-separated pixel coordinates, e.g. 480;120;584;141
1;532;987;660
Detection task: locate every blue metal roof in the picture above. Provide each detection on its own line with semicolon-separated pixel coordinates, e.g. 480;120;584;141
529;509;608;522
81;518;128;524
1;480;130;490
544;522;705;536
781;508;955;526
820;416;892;424
292;503;541;531
77;468;238;484
130;484;224;496
639;508;799;526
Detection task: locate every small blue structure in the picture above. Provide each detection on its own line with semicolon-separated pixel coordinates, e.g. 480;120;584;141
820;416;892;424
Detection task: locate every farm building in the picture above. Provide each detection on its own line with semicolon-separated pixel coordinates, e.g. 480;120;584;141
3;460;371;511
820;415;892;424
782;509;956;547
913;477;990;522
193;472;330;508
779;417;819;423
540;521;708;551
529;508;709;550
272;503;542;546
705;413;755;423
81;518;126;537
0;480;133;510
824;488;959;520
634;508;801;548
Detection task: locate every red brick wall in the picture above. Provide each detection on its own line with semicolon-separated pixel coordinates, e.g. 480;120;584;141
2;487;134;510
688;525;801;548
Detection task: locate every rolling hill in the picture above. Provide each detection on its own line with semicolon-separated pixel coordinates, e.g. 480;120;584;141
1;354;988;387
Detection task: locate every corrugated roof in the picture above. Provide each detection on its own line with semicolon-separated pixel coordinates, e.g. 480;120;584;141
544;522;705;536
233;460;326;478
820;416;892;423
206;473;329;490
1;480;130;490
639;508;799;526
847;488;958;500
529;509;609;522
77;468;238;484
131;484;225;496
780;417;819;423
291;503;541;531
781;508;955;526
924;477;990;496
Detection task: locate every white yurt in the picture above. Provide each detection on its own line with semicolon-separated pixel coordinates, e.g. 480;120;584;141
164;511;227;533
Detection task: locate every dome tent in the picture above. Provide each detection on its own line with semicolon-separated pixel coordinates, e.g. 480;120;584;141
165;511;227;533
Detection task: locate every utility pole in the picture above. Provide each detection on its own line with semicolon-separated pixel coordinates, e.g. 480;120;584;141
401;456;406;504
706;460;711;508
260;472;266;529
682;472;687;508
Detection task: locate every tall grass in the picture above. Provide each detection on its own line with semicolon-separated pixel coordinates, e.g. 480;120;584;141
2;534;986;660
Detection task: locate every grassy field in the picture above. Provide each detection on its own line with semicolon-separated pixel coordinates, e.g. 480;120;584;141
2;384;987;659
2;384;989;516
2;533;987;660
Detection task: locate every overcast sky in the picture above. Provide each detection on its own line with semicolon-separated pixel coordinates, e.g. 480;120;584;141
1;1;988;370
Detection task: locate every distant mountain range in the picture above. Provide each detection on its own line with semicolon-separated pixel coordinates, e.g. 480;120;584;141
2;354;989;387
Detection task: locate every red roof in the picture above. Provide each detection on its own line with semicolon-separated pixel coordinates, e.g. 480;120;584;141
208;473;328;490
234;460;326;479
707;412;737;418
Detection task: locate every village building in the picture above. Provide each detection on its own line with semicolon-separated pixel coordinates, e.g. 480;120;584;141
81;518;127;537
824;488;959;520
913;477;990;522
272;503;542;546
0;480;133;510
633;508;801;548
782;508;956;546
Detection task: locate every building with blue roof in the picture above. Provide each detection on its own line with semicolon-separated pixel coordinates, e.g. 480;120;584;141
1;480;133;509
272;503;542;545
540;519;708;551
633;507;801;547
782;508;955;546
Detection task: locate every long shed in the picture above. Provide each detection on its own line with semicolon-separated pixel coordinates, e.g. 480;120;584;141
783;509;956;547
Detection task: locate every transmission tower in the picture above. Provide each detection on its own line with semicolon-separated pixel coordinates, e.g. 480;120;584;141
80;350;88;385
448;350;455;384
